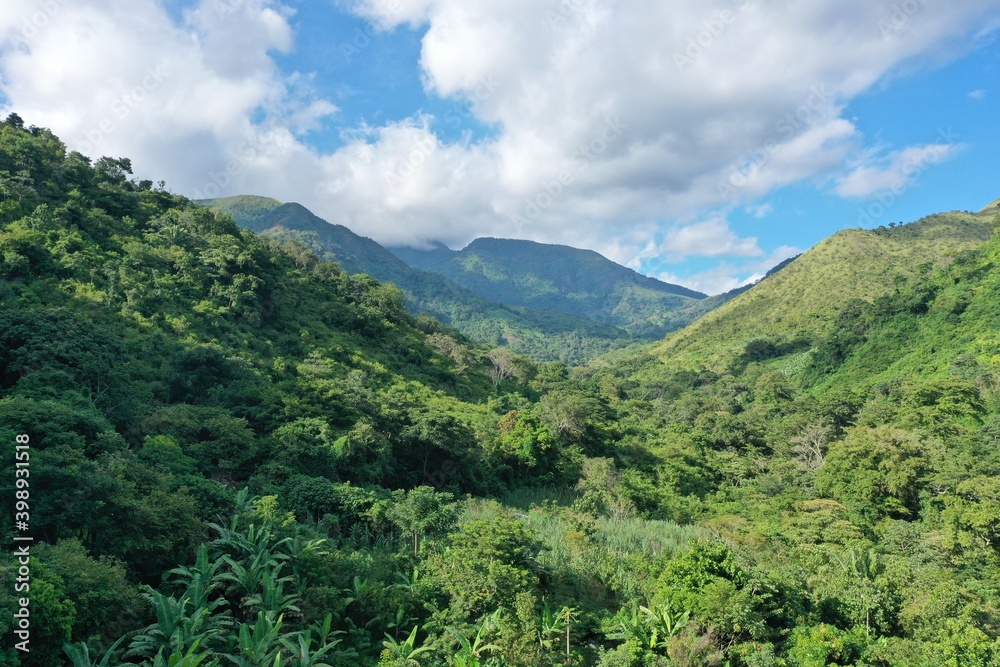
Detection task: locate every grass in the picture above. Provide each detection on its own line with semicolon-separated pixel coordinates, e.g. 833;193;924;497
499;485;581;509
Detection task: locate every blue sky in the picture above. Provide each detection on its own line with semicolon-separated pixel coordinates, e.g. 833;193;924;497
2;0;1000;293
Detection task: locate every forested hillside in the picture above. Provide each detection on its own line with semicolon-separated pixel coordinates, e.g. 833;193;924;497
4;117;1000;667
650;212;995;369
203;196;641;364
390;238;705;337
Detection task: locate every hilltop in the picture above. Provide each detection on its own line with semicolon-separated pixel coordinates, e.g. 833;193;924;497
202;196;726;363
647;210;996;369
392;237;705;337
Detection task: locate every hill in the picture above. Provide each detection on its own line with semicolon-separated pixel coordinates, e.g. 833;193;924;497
647;211;996;369
6;117;1000;665
201;197;637;364
391;237;707;337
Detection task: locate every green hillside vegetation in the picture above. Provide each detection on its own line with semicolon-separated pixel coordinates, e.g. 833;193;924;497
203;197;639;365
981;197;1000;213
650;211;995;369
391;238;706;337
5;116;1000;666
198;194;283;230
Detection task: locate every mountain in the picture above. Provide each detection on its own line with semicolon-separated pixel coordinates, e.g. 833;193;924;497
391;237;707;337
200;196;637;364
982;196;1000;213
646;210;997;369
10;118;1000;665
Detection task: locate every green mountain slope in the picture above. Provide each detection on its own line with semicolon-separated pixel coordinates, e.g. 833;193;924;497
202;196;640;364
392;237;707;337
8;118;1000;665
648;211;996;369
199;194;283;230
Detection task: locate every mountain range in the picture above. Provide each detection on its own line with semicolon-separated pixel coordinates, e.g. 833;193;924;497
8;117;1000;665
200;195;742;363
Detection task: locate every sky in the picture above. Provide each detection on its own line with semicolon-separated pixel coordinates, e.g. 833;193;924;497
2;0;1000;295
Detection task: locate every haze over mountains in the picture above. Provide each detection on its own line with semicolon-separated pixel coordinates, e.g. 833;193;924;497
202;195;746;363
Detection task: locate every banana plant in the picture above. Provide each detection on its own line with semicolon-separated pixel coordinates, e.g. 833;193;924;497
343;575;374;607
609;603;689;653
640;603;690;641
380;625;434;666
224;612;285;667
63;636;126;667
449;611;501;667
537;603;565;651
282;534;330;583
280;614;356;667
149;640;214;667
392;568;421;595
168;544;229;609
127;586;230;661
386;604;416;640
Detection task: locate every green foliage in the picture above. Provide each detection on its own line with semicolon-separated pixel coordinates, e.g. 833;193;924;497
391;236;705;337
816;427;926;522
387;486;459;555
8;121;1000;666
204;198;646;364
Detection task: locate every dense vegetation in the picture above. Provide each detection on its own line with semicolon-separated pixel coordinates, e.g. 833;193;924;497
4;116;1000;666
390;237;704;337
203;196;644;365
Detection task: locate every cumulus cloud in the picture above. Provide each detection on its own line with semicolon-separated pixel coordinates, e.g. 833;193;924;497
2;0;999;274
660;217;762;259
833;142;961;198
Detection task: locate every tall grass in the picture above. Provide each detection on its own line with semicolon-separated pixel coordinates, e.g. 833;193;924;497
595;517;709;558
499;485;580;509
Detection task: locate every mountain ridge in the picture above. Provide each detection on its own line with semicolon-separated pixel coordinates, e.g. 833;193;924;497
647;209;998;369
201;196;643;363
390;234;707;337
201;195;732;361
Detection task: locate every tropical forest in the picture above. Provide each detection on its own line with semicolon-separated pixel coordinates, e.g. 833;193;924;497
3;114;1000;667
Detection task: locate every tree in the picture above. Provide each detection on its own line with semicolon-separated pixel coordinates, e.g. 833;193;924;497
430;515;541;617
388;486;459;555
486;347;517;391
942;476;1000;558
789;423;831;472
816;426;926;522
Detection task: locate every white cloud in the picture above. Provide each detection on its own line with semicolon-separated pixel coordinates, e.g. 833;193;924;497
660;217;762;259
1;0;999;266
746;203;773;219
833;142;961;198
658;244;801;295
969;89;987;100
